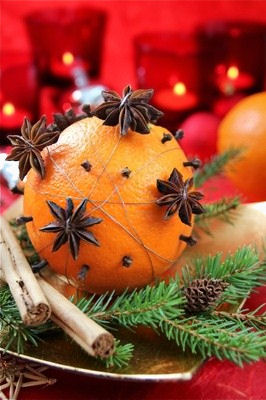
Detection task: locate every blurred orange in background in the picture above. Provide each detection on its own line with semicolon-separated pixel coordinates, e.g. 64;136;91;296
218;92;266;201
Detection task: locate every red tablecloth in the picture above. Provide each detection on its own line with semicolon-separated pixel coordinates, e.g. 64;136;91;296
1;170;265;400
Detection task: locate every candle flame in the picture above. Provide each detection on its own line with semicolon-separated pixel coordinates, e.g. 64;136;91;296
2;102;15;116
72;90;82;102
227;66;239;80
173;82;186;96
62;52;74;66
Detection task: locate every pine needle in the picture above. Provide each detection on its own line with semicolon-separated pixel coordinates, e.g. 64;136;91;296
102;340;134;368
160;315;266;366
77;279;185;329
195;197;240;235
182;247;266;305
212;306;266;330
194;148;242;188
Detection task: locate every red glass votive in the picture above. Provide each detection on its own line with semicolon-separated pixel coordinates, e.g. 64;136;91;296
25;7;107;86
0;56;37;143
197;21;266;103
134;32;202;131
212;93;245;118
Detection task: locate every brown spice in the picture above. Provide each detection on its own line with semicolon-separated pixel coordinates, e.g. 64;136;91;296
15;216;33;225
183;158;202;169
52;105;92;132
121;167;132;178
122;256;133;267
6;116;60;180
174;129;184;140
179;234;197;246
81;160;92;172
77;264;90;281
94;85;163;135
156;168;205;225
32;259;48;273
161;133;172;144
40;198;102;260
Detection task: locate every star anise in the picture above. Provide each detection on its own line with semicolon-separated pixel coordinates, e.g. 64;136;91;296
6;116;60;180
93;85;164;135
156;168;205;225
40;198;102;260
52;105;92;132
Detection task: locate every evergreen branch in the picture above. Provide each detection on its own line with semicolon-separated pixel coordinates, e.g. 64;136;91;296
0;285;134;369
76;279;185;329
218;250;266;305
160;315;266;366
102;340;134;368
1;242;266;369
195;197;240;235
212;306;266;330
182;247;266;304
194;148;242;188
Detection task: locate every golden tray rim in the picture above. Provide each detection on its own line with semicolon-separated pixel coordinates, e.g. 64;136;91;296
0;347;203;382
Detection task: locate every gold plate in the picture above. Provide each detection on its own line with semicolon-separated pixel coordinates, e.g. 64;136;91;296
1;198;266;381
1;330;202;382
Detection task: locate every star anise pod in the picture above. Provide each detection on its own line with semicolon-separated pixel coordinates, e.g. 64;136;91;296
40;198;102;260
156;168;205;225
52;105;92;132
93;85;164;135
6;116;60;180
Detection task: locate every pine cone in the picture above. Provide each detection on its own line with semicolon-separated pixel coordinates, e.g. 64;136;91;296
184;278;228;314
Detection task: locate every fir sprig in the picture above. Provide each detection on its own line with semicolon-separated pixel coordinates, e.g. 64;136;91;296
103;340;134;368
182;247;266;305
160;315;266;366
73;247;266;366
195;197;240;235
77;280;185;329
194;148;242;188
212;306;266;330
1;246;265;368
0;284;133;369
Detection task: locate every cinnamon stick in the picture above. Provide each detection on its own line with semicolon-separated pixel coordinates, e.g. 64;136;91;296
0;216;51;326
0;264;114;358
51;316;101;357
38;278;114;358
0;216;115;359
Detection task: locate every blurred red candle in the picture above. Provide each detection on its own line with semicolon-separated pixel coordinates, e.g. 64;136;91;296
216;65;254;94
213;93;245;118
0;102;29;130
51;51;87;79
154;82;198;111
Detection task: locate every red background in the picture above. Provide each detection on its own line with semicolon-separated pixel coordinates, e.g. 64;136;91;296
2;0;266;91
1;1;266;399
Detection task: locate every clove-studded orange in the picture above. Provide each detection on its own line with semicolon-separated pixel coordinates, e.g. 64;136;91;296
22;86;204;293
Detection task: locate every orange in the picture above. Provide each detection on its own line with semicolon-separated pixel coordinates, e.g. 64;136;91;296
218;92;266;202
24;117;194;293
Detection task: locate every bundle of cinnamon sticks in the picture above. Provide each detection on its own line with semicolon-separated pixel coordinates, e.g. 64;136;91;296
0;215;114;359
